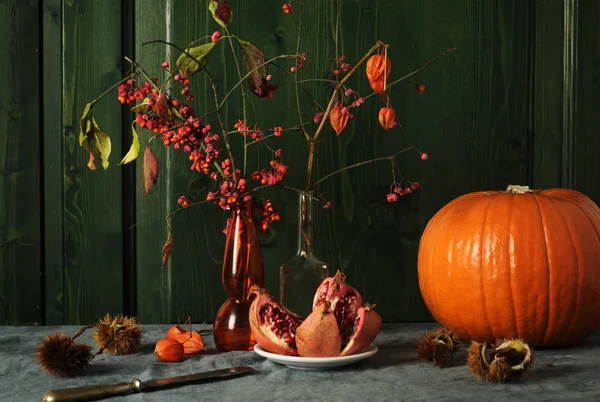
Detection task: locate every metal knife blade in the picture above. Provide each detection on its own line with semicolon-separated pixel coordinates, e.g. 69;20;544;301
42;366;257;402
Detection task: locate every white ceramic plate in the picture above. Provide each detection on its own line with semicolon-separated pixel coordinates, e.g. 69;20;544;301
253;344;378;370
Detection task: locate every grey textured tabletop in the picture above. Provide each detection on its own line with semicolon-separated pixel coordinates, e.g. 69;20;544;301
1;323;599;401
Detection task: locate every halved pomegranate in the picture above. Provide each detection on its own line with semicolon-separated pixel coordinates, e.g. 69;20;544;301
340;304;381;356
313;271;380;355
313;271;363;343
248;285;303;356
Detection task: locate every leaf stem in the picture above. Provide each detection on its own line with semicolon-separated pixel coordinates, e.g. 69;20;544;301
311;146;420;189
364;47;457;101
224;27;248;176
217;54;297;109
304;40;386;191
203;67;238;182
243;122;310;148
124;57;159;91
90;74;135;106
293;0;304;129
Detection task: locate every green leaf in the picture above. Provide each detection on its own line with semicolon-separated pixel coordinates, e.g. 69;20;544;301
209;0;232;27
119;124;141;165
131;98;150;113
79;102;93;146
176;42;216;77
79;105;112;170
92;117;111;170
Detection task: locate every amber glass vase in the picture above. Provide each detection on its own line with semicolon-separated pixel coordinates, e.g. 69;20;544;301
279;191;331;318
213;201;264;351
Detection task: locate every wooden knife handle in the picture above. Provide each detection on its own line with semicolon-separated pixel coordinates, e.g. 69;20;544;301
42;379;139;402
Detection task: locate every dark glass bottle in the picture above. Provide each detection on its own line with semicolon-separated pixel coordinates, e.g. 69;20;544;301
279;191;330;318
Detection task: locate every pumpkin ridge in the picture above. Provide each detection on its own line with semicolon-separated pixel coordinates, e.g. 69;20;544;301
424;202;451;325
556;194;600;243
551;197;588;344
532;193;553;345
506;195;520;341
479;194;499;340
418;198;465;328
551;199;581;342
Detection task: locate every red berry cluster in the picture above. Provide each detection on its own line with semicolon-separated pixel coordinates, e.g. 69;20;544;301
251;150;288;186
313;111;324;123
118;78;153;105
282;3;292;14
338;55;351;72
126;58;287;234
415;83;425;94
332;55;351;76
387;181;420;203
234;120;266;141
128;76;224;181
177;195;189;207
207;176;251;211
259;200;281;231
297;52;306;68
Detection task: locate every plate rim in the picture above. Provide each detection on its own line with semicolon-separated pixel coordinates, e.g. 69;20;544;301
253;343;378;363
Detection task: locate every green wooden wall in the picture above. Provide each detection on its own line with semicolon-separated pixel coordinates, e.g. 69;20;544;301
1;0;599;325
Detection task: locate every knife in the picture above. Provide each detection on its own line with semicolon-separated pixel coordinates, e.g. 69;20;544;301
42;366;257;402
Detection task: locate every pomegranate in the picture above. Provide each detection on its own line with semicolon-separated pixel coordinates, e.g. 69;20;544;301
339;304;381;356
248;285;303;355
313;270;363;341
313;271;380;355
296;302;342;357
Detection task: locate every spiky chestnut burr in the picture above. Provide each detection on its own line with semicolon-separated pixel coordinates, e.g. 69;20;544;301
417;327;461;368
35;333;93;377
467;338;534;383
93;314;142;354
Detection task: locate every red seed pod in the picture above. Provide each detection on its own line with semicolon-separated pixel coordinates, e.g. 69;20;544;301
378;107;396;131
174;331;205;355
330;103;349;136
154;338;184;362
366;54;391;94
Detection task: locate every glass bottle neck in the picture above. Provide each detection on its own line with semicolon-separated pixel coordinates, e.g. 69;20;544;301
296;191;313;256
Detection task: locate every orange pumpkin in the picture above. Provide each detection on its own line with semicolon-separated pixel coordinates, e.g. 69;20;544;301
418;185;600;346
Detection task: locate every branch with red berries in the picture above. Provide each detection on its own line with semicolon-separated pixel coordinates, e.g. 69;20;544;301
78;0;455;267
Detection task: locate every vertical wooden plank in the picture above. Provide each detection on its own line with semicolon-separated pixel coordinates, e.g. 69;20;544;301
562;0;577;188
134;0;170;324
533;0;564;190
62;0;124;324
168;0;225;323
120;0;137;319
42;0;65;325
574;0;600;204
0;0;42;325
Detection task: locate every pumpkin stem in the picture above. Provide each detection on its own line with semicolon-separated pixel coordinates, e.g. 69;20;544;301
505;185;532;194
